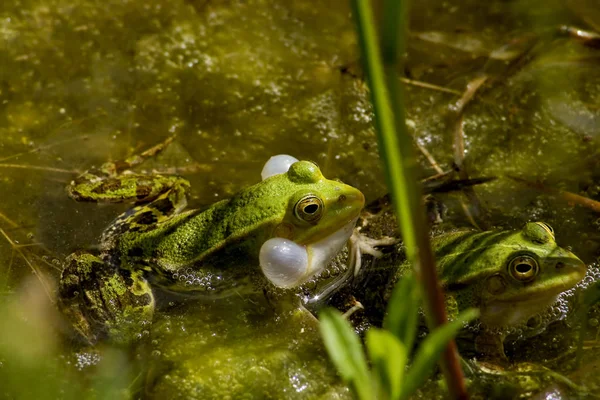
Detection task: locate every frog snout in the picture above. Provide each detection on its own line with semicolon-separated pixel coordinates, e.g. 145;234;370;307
338;190;365;208
554;256;586;279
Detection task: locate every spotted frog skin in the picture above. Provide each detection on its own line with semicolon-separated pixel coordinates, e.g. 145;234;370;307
59;141;364;344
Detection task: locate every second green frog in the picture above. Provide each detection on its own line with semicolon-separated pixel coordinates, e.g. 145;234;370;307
387;221;587;359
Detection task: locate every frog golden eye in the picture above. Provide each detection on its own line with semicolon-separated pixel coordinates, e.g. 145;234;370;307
522;222;554;244
294;195;324;223
536;222;554;238
508;255;539;282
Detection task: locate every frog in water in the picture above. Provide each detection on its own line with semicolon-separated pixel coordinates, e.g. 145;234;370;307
385;221;586;359
59;139;364;344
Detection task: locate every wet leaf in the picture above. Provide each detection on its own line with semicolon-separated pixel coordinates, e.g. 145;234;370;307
319;308;373;400
366;328;407;400
383;273;419;351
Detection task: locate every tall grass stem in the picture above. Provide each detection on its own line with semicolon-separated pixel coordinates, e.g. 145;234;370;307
350;1;468;398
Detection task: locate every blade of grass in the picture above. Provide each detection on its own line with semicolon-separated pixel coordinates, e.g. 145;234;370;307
319;308;374;400
350;0;469;398
400;309;479;400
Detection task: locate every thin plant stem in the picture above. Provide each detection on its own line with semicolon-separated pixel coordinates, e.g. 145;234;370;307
350;1;468;398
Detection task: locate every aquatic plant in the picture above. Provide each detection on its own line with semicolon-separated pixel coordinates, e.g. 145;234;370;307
320;274;478;400
333;0;471;397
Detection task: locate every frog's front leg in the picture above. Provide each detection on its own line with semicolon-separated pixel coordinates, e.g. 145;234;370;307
59;252;155;345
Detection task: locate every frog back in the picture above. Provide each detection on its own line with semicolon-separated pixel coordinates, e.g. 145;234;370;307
116;183;290;272
433;229;520;287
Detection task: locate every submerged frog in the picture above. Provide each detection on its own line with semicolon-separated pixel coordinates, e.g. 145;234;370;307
391;221;586;358
59;141;364;344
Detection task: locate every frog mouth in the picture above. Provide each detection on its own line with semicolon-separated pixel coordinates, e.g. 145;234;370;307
298;191;364;245
304;216;360;278
481;259;586;328
482;292;562;328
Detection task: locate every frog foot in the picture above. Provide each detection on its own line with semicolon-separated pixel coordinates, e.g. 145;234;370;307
348;230;399;276
59;252;155;345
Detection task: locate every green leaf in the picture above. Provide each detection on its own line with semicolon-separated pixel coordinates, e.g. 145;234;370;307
399;308;479;400
319;308;374;400
383;273;420;350
366;328;407;400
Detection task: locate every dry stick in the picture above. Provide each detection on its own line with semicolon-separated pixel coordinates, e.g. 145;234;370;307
400;77;463;95
0;134;90;163
0;163;77;174
450;75;488;115
0;210;20;229
340;60;463;97
451;76;489;230
508;175;600;213
415;141;445;175
0;227;54;302
559;25;600;48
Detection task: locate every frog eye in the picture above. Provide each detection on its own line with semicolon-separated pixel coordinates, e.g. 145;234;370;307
294;195;324;223
508;255;539;282
307;160;319;169
522;222;554;244
536;222;554;238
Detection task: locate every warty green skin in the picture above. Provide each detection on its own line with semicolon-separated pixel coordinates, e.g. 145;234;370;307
59;160;364;344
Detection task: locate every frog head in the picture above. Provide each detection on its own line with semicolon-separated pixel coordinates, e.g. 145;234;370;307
257;155;364;288
437;222;586;329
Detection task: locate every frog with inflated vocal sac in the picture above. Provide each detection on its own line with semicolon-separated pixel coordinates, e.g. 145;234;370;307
59;141;364;344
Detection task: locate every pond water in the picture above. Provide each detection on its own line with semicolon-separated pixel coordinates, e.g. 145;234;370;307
0;0;599;398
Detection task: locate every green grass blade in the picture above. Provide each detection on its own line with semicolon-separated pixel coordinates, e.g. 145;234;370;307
383;273;420;351
351;0;469;397
399;309;479;400
366;328;407;400
319;308;374;400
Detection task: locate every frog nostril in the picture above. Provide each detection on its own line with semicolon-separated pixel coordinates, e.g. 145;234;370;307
338;194;347;202
555;262;565;269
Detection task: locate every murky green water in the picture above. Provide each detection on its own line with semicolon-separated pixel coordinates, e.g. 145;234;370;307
1;0;599;398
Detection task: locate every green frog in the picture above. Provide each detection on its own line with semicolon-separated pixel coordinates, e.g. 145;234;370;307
59;140;365;345
388;221;587;359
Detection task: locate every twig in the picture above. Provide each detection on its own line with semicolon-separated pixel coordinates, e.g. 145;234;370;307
508;175;600;213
